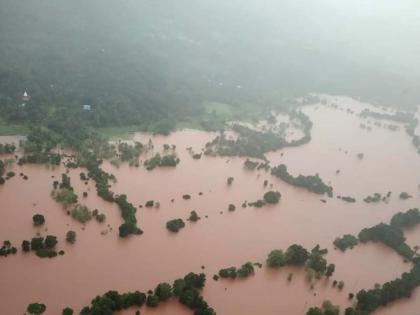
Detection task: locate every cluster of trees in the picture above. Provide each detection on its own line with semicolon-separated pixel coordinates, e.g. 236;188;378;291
327;208;420;314
0;160;4;177
53;188;78;206
78;272;213;315
405;117;420;153
80;290;147;314
243;159;269;171
307;246;333;275
18;151;61;165
52;174;78;206
334;234;358;251
0;240;17;257
144;153;180;170
203;111;313;159
248;199;266;208
117;141;143;164
114;194;143;238
92;209;106;223
173;272;215;314
359;109;413;124
247;191;281;208
0;162;4;184
267;244;336;286
390;208;420;229
166;219;186;233
85;156;142;237
0;143;16;154
0;159;12;184
287;110;313;147
18;127;61;165
363;193;382;203
70;205;93;223
218;262;255;279
267;244;333;276
271;164;333;196
204;126;288;159
85;157;115;202
22;235;60;258
358;223;414;259
306;300;340;315
337;195;356;203
355;263;420;313
360;110;420;153
244;159;259;171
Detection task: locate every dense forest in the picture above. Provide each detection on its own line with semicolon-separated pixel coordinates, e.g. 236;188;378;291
1;0;420;139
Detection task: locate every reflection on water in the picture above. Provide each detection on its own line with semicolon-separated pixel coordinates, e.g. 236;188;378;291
0;96;419;314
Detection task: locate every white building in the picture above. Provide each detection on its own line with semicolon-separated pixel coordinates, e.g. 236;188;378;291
22;91;30;102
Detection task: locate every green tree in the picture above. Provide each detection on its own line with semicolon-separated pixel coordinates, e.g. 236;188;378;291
173;279;186;297
119;222;143;237
22;240;31;252
45;235;58;248
30;237;44;251
32;214;45;226
155;282;172;301
306;307;323;315
62;307;74;315
70;205;92;223
325;264;335;277
66;230;76;244
26;303;46;315
54;188;78;205
285;244;309;265
146;294;159;307
188;211;200;222
263;191;281;204
266;249;286;268
166;218;185;232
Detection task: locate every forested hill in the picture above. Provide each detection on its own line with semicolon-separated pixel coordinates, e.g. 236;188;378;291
0;0;419;132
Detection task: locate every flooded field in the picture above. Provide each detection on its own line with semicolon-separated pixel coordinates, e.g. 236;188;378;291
1;95;419;314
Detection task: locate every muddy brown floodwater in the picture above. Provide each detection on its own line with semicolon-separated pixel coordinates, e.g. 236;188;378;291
0;95;419;315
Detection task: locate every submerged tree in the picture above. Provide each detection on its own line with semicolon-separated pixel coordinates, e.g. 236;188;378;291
166;219;186;233
266;249;286;268
26;303;46;315
32;214;45;226
263;191;281;204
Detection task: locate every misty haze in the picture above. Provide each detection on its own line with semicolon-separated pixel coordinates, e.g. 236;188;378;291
0;1;420;315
